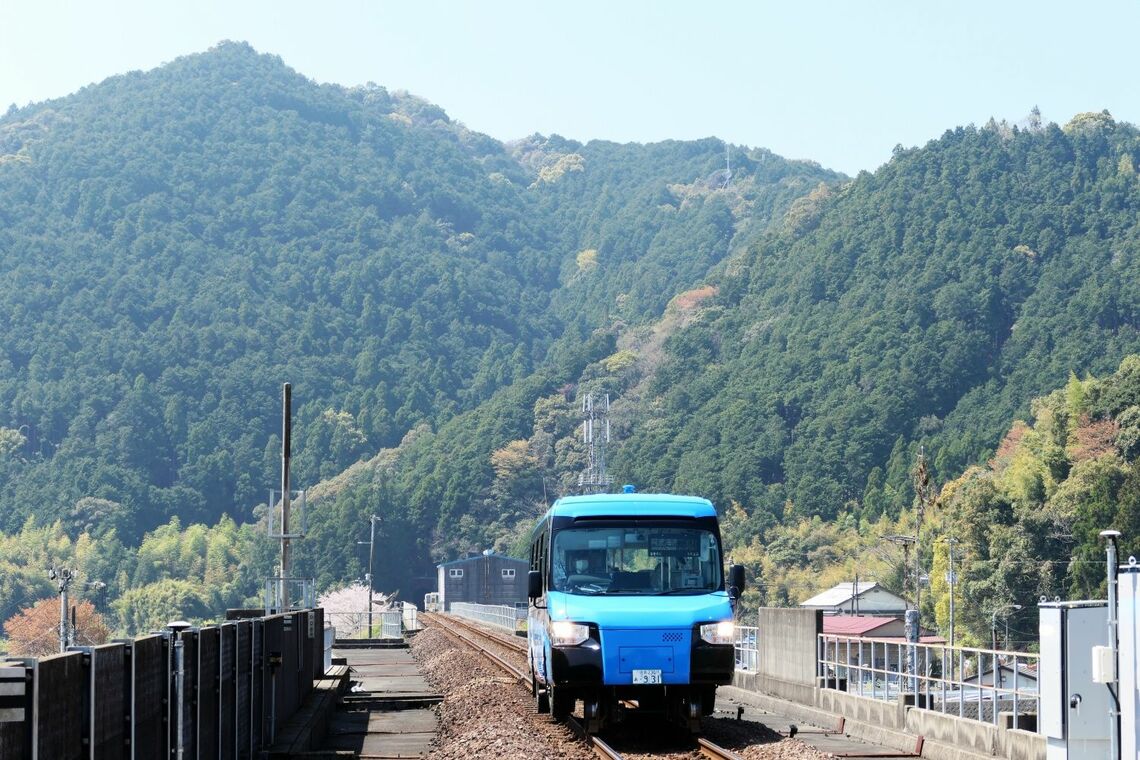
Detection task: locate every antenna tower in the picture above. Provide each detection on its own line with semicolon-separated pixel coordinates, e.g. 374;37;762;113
724;144;732;187
578;393;613;493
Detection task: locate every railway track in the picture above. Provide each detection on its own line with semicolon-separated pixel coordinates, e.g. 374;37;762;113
425;612;745;760
422;612;528;684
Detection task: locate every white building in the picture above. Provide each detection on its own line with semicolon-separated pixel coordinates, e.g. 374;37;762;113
800;581;909;617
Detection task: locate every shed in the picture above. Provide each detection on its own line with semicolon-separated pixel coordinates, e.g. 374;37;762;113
437;550;529;611
800;582;909;617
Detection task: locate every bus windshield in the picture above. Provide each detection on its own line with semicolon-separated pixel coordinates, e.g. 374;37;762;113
550;524;723;595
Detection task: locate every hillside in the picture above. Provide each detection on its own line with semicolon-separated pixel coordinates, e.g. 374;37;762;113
324;111;1140;602
615;112;1140;527
0;43;837;627
5;42;1139;630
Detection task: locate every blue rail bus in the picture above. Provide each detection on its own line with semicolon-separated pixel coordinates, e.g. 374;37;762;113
526;487;745;733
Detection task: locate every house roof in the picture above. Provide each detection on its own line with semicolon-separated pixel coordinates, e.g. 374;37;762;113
801;581;904;608
822;616;945;643
823;616;898;636
437;553;529;569
963;663;1038;683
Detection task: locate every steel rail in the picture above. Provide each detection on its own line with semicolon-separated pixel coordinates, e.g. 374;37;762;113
424;613;528;684
440;611;527;652
565;715;624;760
697;736;745;760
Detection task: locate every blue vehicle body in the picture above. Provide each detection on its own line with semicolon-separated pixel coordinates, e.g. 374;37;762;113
526;492;737;731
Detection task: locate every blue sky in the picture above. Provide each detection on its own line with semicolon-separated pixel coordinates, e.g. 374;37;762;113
1;1;1136;175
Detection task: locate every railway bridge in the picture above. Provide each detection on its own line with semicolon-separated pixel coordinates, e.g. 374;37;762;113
4;574;1140;760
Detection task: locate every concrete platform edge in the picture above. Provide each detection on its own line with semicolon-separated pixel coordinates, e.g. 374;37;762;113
263;666;351;758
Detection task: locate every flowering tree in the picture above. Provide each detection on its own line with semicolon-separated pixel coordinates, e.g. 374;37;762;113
318;583;371;638
3;598;111;657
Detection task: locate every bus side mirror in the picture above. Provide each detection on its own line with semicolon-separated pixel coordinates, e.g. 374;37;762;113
528;570;543;600
727;564;745;600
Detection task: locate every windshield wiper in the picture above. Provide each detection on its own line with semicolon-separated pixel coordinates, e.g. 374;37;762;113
656;588;707;595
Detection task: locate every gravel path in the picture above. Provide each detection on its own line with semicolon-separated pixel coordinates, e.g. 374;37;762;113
411;622;831;759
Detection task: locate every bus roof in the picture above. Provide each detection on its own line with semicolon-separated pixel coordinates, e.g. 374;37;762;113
543;493;716;521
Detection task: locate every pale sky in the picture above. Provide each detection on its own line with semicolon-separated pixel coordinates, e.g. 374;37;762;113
1;1;1137;175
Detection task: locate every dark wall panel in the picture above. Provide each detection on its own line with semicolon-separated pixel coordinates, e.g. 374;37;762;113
91;644;126;760
218;624;236;760
36;652;85;760
197;627;220;760
131;635;169;760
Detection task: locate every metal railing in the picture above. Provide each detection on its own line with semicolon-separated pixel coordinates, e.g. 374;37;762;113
324;610;403;639
451;602;525;632
735;625;759;671
264;576;315;613
818;634;1040;731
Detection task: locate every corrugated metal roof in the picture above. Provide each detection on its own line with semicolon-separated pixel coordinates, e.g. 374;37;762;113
822;616;898;635
436;554;530;568
800;581;888;608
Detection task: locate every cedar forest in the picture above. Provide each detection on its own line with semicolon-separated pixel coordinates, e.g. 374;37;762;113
1;43;1139;650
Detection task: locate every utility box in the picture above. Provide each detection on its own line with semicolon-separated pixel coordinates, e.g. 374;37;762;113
1120;563;1140;759
1040;601;1111;760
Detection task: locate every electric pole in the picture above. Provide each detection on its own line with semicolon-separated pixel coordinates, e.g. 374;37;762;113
946;537;958;649
49;566;74;653
357;515;381;637
912;448;932;619
280;382;292;610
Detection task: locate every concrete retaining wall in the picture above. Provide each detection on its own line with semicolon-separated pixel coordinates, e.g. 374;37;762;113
738;606;1046;760
756;608;821;687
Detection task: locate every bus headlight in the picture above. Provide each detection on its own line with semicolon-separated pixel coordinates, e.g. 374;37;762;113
699;621;735;645
550;621;590;646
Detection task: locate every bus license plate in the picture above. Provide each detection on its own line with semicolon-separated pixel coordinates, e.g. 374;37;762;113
632;669;662;684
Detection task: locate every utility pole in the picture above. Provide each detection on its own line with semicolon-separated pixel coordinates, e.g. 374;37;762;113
280;383;292;610
912;448;932;620
49;566;74;653
884;535;917;607
357;515;381;638
946;538;957;646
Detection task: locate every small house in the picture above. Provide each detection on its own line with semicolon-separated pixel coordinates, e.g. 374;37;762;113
437;550;529;611
800;581;909;617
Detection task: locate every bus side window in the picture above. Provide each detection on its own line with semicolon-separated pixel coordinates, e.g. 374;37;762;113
537;531;547;592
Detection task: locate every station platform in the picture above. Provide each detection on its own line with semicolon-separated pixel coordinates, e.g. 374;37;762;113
269;639;441;759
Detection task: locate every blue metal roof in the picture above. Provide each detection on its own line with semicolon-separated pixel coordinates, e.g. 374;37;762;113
437;554;529;568
545;493;716;520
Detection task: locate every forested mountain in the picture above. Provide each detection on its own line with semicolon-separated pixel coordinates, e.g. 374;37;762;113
3;41;1139;638
0;42;837;630
615;111;1140;529
720;354;1140;646
293;111;1140;616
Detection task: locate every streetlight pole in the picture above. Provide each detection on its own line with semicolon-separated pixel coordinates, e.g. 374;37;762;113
357;515;380;637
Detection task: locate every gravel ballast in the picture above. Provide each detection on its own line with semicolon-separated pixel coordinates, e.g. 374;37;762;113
411;623;832;759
